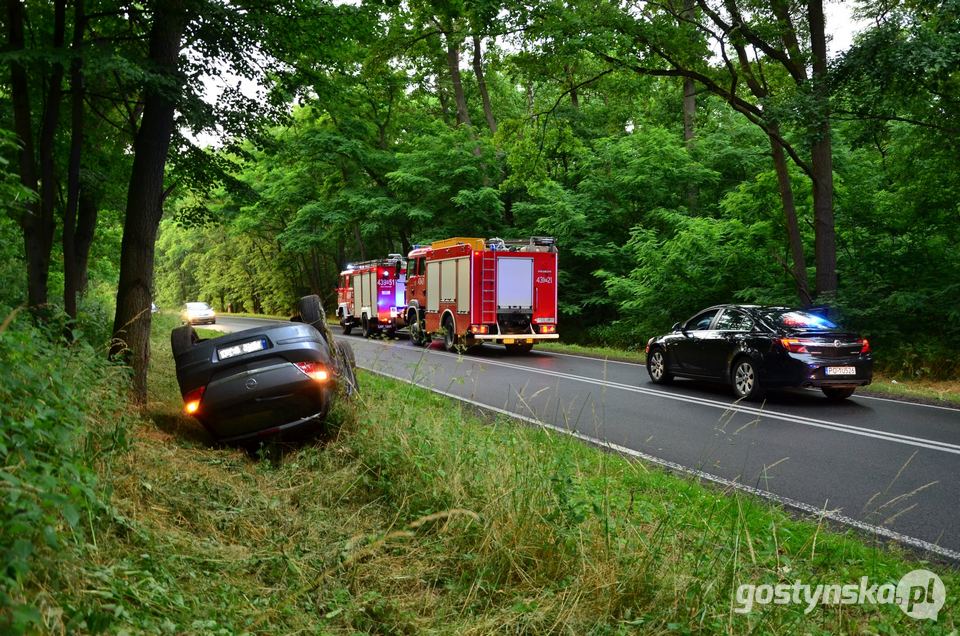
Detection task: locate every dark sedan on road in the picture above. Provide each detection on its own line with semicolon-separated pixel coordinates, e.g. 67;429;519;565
645;305;873;400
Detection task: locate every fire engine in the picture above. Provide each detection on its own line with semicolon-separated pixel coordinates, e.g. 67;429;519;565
403;237;559;353
336;254;406;337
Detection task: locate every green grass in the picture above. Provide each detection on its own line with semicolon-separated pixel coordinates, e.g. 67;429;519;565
13;312;957;633
862;374;960;407
538;341;647;363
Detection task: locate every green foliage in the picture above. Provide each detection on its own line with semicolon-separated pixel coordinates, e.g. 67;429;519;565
0;305;131;633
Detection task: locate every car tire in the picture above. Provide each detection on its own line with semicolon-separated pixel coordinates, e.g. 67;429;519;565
335;340;359;396
731;357;764;401
298;295;325;329
505;342;533;354
822;386;856;401
171;325;199;357
647;348;673;384
341;321;352;336
442;315;458;352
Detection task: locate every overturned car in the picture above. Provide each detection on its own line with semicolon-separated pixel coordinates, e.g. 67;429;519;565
171;296;357;444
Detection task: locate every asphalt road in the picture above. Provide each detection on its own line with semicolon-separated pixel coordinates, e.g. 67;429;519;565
209;315;960;559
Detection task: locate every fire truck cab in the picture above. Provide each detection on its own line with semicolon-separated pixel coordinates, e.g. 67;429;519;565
336;254;406;337
403;237;559;353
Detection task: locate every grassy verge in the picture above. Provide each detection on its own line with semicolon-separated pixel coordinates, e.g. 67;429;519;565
537;341;646;363
12;313;956;633
862;374;960;407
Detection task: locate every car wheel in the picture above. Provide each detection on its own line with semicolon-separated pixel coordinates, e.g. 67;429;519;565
442;315;458;352
335;340;359;396
341;321;352;336
298;295;325;329
822;386;856;401
505;342;533;354
171;325;199;357
647;349;673;384
732;357;764;401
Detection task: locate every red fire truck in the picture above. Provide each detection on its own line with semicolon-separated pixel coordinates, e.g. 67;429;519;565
336;254;406;337
402;237;559;353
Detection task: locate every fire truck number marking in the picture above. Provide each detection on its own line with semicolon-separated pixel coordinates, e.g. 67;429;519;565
536;276;553;284
378;279;394;287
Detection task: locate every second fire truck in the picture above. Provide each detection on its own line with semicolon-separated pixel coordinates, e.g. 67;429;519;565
335;254;407;337
404;236;559;353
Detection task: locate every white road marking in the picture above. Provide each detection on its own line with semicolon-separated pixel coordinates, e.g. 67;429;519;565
356;339;960;455
362;365;960;562
535;348;644;366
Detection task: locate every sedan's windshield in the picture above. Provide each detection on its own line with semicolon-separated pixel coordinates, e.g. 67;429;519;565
186;302;211;310
761;309;837;331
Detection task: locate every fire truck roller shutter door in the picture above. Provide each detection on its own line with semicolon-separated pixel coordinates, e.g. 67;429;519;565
427;261;440;312
457;257;470;313
497;257;534;310
352;275;360;316
440;260;456;302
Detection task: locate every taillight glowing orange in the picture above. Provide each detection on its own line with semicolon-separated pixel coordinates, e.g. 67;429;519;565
183;386;205;415
470;324;490;334
295;361;329;382
539;324;556;334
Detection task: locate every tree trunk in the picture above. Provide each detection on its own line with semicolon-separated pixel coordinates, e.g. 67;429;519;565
63;0;86;319
565;65;579;110
7;0;43;307
111;0;188;404
807;0;837;298
681;0;698;212
33;0;67;310
353;223;367;260
769;129;811;306
445;32;472;127
472;35;496;133
73;189;98;297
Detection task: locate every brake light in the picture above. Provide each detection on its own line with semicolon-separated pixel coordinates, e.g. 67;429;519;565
860;338;871;354
183;386;205;415
539;324;556;334
294;361;329;382
780;338;809;353
470;324;490;334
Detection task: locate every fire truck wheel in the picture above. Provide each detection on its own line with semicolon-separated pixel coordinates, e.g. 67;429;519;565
341;321;352;336
505;342;534;355
362;315;377;338
409;310;429;346
442;315;458;352
297;295;326;328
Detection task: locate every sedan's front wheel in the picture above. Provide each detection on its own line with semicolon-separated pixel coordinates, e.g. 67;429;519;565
647;349;673;384
732;358;764;401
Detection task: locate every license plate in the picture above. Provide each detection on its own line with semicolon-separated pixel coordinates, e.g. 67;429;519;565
218;338;267;360
825;366;856;376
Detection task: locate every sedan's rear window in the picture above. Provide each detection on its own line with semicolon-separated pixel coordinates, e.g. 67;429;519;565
763;310;837;330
